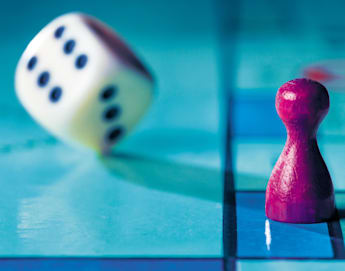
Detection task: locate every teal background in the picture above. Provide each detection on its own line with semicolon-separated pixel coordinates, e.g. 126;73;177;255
2;1;345;270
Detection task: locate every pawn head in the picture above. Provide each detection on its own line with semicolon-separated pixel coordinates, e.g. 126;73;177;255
276;78;329;129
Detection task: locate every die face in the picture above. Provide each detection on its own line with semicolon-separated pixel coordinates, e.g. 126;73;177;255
15;13;154;151
68;67;153;152
15;13;117;141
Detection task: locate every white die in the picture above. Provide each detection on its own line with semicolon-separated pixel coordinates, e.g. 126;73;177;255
15;13;154;153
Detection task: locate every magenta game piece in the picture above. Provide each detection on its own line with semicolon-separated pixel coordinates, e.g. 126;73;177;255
265;78;335;223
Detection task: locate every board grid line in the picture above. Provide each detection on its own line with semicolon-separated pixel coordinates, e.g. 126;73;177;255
215;0;240;270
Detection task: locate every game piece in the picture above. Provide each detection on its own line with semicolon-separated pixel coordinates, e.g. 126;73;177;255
15;13;154;153
265;78;335;223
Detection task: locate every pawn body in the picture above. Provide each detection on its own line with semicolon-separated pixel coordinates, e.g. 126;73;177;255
265;78;335;223
15;13;154;153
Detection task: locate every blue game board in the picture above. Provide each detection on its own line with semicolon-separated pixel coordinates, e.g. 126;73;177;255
1;0;345;270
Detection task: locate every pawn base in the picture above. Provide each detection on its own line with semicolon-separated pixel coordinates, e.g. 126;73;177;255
265;196;335;224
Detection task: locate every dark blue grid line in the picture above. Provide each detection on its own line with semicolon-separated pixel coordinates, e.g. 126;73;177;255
327;210;345;259
0;258;224;271
215;0;240;270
